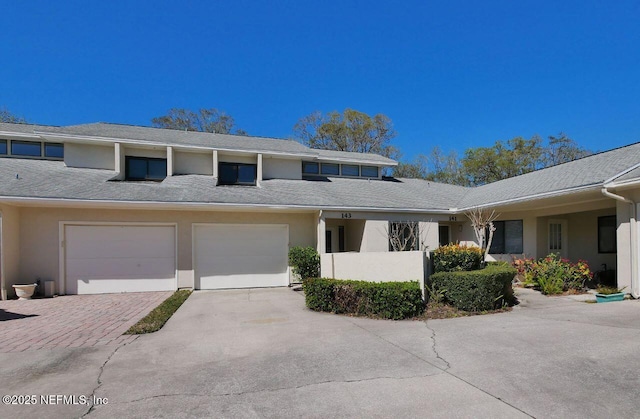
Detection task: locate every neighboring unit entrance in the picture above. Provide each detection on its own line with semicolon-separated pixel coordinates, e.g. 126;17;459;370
64;224;177;294
194;223;289;289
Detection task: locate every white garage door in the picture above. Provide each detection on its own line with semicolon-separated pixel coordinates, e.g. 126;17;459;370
194;224;289;289
65;225;176;295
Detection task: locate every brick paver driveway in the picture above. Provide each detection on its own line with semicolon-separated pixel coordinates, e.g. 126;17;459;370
0;292;171;352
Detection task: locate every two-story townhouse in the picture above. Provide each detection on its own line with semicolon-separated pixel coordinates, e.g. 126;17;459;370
1;122;640;299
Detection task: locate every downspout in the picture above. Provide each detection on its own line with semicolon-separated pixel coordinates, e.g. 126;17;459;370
601;187;638;298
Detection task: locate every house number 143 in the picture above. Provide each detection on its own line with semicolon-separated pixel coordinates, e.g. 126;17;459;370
341;213;352;219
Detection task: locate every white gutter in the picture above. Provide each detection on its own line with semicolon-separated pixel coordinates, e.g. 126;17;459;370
0;195;452;214
601;187;639;298
457;184;600;212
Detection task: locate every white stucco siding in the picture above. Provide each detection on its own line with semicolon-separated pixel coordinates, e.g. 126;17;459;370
64;143;115;170
262;157;302;180
0;204;21;299
174;150;214;175
15;206;316;295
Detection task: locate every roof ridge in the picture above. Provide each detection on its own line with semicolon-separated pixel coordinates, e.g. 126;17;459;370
63;121;303;144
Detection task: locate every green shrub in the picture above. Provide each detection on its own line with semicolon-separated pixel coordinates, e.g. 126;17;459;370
429;265;516;311
433;244;483;273
512;254;592;295
302;278;424;320
537;275;564;295
288;246;320;280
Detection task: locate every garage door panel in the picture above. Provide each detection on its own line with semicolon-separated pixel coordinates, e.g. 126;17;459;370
65;225;176;294
194;224;288;289
67;257;175;280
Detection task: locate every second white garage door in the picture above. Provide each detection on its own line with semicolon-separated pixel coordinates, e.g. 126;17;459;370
194;224;289;289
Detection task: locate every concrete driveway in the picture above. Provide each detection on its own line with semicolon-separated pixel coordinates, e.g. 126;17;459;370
1;288;639;418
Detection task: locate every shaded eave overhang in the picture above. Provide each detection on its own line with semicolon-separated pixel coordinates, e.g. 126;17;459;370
0;195;452;214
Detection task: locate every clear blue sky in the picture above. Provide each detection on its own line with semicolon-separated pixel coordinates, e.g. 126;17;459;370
1;0;639;161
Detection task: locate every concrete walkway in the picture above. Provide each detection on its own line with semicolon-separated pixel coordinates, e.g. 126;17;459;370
1;287;639;418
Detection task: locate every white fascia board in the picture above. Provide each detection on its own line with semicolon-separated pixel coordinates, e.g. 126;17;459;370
315;156;399;166
0;130;43;139
33;132;317;159
0;195;452;214
456;183;602;212
603;177;640;190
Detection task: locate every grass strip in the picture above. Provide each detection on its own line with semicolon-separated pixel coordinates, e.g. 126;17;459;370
125;290;192;334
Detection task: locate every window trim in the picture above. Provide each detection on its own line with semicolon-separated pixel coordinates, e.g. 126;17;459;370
320;163;340;176
341;164;360;177
44;142;64;158
0;139;64;160
598;215;617;254
125;156;167;181
361;165;379;178
302;161;319;175
218;162;258;186
11;140;43;157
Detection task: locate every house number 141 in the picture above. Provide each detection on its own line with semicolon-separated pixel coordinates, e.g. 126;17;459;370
341;213;352;219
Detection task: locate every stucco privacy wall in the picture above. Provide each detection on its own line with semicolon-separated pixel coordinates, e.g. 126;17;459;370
321;251;427;293
0;204;20;299
16;206;316;294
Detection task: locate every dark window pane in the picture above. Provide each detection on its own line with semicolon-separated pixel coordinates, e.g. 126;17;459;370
0;140;6;155
361;166;378;177
504;220;523;253
237;164;257;184
321;163;339;175
598;215;616;253
219;163;238;184
302;161;319;174
147;159;167;179
44;143;64;158
342;165;359;176
11;141;41;156
489;221;505;254
127;158;148;180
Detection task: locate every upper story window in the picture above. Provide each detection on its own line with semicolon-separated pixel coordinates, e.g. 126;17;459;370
44;143;64;158
0;139;64;159
341;164;359;176
302;161;381;179
321;163;339;175
302;161;319;175
361;166;379;178
489;220;523;254
219;162;257;185
12;141;42;157
125;156;167;181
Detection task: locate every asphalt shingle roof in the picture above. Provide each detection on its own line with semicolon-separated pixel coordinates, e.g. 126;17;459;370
0;158;466;211
2;122;640;212
458;142;640;208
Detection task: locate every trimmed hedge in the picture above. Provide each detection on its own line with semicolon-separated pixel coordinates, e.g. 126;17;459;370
433;244;483;273
288;246;320;280
302;278;424;320
429;265;516;312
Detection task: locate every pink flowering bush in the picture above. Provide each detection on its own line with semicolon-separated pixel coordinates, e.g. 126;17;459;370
512;254;593;295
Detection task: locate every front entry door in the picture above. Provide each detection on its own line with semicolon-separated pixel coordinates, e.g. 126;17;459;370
548;220;568;258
